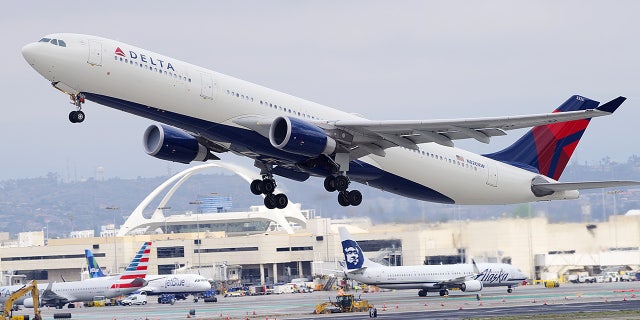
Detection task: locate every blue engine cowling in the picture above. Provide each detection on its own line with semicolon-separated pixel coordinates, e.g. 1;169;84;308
460;279;483;292
269;116;336;157
143;124;211;164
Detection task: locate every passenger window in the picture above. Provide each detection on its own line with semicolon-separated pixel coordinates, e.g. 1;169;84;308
50;39;58;45
58;40;66;47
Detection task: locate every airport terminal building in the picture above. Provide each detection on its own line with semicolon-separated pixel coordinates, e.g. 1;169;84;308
1;163;639;286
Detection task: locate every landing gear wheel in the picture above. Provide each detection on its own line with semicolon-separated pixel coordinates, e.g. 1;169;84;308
264;194;276;209
418;290;427;297
347;190;362;206
507;288;513;293
69;111;77;123
338;191;350;207
439;289;448;296
250;180;263;195
274;193;288;209
261;179;276;194
324;176;337;192
75;110;85;123
335;175;350;192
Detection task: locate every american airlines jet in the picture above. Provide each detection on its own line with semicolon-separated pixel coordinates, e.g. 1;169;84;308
339;227;526;297
85;249;211;299
0;242;151;309
21;34;640;209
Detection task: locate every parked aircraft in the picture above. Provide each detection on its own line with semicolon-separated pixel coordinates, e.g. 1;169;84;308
339;227;526;297
0;242;151;308
85;249;211;299
21;34;640;208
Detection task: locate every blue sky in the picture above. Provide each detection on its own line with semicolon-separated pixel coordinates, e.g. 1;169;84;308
2;1;639;180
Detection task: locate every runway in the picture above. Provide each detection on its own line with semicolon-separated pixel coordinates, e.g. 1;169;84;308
19;281;640;319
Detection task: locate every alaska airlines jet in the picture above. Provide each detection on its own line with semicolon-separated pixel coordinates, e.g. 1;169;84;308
0;242;151;308
339;227;526;297
21;34;640;209
85;248;211;299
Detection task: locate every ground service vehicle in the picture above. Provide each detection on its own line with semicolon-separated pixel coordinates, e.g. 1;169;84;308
157;294;176;305
121;294;147;306
314;294;375;315
3;280;41;320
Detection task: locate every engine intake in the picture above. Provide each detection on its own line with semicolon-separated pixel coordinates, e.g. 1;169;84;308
143;124;212;164
269;116;336;157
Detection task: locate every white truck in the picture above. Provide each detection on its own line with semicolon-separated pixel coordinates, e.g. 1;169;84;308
568;273;596;283
121;293;147;306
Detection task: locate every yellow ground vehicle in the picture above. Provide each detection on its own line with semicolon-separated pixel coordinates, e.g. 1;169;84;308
544;280;560;288
2;280;41;320
314;294;375;315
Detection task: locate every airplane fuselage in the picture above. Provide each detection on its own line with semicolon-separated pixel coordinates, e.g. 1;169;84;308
347;263;525;291
22;34;580;205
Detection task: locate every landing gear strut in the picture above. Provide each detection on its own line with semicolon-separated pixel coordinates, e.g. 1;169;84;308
251;163;288;209
68;93;85;123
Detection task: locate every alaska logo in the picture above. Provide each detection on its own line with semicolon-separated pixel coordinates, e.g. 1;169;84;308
477;268;510;283
114;47;175;71
341;239;364;269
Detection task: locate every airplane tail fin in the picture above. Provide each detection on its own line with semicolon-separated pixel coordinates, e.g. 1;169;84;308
85;249;106;278
338;227;383;270
484;95;625;180
111;241;152;289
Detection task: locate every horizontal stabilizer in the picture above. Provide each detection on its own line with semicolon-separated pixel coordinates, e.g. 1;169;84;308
532;180;640;194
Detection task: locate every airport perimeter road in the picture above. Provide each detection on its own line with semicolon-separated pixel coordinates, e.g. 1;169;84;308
24;281;640;320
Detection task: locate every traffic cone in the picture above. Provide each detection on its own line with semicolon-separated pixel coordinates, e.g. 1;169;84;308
253;310;257;315
624;296;627;301
395;304;398;309
502;297;506;303
479;301;483;306
532;298;536;303
440;302;445;307
633;293;636;298
187;313;191;318
543;300;547;305
459;304;463;310
382;303;386;311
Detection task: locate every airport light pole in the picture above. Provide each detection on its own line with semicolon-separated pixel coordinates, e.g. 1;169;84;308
106;206;119;273
607;190;624;249
189;201;203;271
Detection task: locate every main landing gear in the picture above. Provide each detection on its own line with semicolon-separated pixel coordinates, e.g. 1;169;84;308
68;93;85;123
324;175;362;207
250;176;288;210
507;286;513;293
439;289;449;296
418;289;428;297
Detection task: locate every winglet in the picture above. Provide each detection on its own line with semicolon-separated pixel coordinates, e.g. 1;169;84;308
596;96;626;113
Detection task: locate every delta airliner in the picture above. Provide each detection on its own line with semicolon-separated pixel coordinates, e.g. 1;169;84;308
21;34;640;208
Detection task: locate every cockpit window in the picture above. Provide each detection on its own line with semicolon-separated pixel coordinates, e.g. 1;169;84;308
39;38;66;47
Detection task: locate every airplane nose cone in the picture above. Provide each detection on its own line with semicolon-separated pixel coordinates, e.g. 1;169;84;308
22;43;39;65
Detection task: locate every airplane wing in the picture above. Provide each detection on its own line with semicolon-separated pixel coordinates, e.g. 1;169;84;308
40;283;72;307
235;96;624;159
436;260;482;287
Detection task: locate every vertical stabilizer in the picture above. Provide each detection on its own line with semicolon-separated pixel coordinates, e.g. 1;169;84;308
111;241;152;289
338;227;383;270
85;249;106;278
484;95;625;180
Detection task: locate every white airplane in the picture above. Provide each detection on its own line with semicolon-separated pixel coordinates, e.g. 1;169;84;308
338;227;526;297
21;34;640;209
85;249;211;299
0;242;151;309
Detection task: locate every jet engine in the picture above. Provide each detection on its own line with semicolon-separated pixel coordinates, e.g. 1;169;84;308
460;279;483;292
143;124;214;164
269;116;336;157
23;297;40;308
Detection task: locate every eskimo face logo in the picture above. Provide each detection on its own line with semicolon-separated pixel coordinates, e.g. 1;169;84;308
341;240;364;269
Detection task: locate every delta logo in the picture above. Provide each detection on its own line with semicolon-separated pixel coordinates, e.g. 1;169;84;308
114;47;175;71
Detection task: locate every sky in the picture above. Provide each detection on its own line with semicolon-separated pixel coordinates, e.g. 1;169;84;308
1;1;639;181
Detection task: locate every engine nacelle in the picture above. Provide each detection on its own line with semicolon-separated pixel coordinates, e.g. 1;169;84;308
269;116;336;157
460;279;483;292
143;124;211;164
23;297;37;308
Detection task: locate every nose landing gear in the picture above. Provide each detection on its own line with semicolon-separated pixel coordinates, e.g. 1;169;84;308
68;93;85;123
